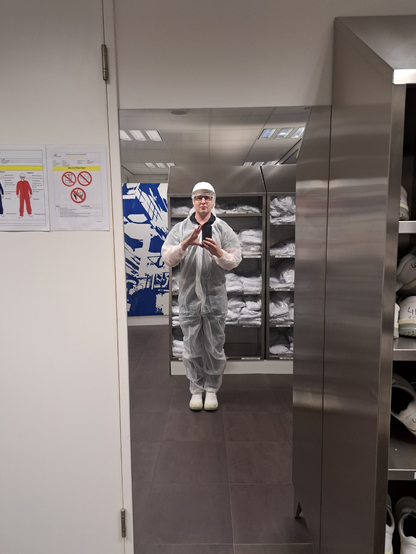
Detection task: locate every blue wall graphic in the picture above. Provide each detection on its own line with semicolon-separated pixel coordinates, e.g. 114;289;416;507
123;183;169;316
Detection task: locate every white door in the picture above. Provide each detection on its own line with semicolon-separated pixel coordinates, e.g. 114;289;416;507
0;1;130;553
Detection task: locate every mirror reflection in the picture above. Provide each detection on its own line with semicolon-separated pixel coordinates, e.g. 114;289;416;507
120;106;311;551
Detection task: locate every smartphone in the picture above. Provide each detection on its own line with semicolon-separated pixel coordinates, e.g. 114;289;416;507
202;224;212;241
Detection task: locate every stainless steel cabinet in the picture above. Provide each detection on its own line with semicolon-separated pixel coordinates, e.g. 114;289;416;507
293;16;416;554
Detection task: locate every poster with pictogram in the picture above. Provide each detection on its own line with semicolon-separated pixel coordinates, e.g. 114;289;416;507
0;145;49;232
46;145;109;231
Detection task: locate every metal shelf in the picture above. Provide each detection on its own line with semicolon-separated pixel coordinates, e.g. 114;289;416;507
399;221;416;233
217;212;262;217
242;254;262;258
271;254;295;258
393;337;416;360
270;323;294;327
226;290;261;295
269;354;293;360
388;417;416;480
270;222;296;226
270;285;295;291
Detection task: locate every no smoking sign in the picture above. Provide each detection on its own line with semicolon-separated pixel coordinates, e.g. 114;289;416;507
62;171;76;187
71;188;86;204
77;171;92;186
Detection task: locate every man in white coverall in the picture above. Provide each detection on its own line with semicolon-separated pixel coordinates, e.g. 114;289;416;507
162;182;242;411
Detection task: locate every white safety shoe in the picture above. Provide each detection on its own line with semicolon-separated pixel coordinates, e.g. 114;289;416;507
400;186;410;221
395;497;416;554
385;494;394;554
395;303;400;339
204;392;218;411
189;393;203;411
397;254;416;296
391;374;416;436
398;297;416;337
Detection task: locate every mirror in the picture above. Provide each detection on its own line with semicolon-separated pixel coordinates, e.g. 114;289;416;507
120;106;312;552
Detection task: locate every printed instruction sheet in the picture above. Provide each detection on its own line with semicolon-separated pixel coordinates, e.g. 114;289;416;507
0;146;49;231
47;145;109;231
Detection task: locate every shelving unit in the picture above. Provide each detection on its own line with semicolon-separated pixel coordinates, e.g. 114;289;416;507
390;85;416;489
167;165;289;374
262;166;296;361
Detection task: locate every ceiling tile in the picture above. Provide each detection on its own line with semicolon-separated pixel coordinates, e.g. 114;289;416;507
210;130;260;141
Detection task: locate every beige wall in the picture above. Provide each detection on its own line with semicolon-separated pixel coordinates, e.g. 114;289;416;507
115;0;416;109
0;1;128;553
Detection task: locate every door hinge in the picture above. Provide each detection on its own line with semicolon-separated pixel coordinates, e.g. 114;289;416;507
121;508;126;538
101;44;109;82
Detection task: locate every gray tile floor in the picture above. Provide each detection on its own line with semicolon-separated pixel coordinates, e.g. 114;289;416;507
129;325;311;554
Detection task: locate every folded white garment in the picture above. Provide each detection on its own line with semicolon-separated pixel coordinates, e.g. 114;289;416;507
270;214;296;225
270;292;293;323
270;261;295;288
270;240;295;256
241;244;262;255
238;228;263;245
270;195;296;225
226;272;244;293
227;295;246;311
226;309;239;324
240;274;262;293
172;316;180;327
269;329;293;355
171;272;179;293
215;202;261;214
245;295;261;311
172;339;184;357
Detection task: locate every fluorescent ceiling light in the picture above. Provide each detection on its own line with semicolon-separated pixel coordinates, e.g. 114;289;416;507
120;130;132;141
145;163;156;168
167;163;176;167
291;127;305;139
156;163;166;168
259;128;276;139
129;130;147;141
265;161;277;166
243;162;252;166
275;128;294;138
145;130;162;141
254;162;264;166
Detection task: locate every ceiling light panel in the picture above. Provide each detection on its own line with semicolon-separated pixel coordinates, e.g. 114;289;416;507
145;130;163;141
120;130;132;141
167;163;176;167
275;128;294;138
265;161;278;166
145;163;156;168
129;130;147;141
291;127;305;139
254;162;264;166
243;162;252;166
259;128;276;139
156;163;166;168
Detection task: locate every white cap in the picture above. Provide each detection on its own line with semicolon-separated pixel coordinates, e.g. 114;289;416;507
191;182;215;198
20;173;25;178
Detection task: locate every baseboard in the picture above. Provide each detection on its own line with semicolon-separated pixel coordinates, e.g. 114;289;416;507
170;359;293;375
128;316;169;326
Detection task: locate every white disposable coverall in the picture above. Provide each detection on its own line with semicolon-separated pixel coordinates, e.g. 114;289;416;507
162;211;242;393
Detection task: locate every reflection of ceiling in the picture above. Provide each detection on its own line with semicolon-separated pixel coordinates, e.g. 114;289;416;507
119;107;310;175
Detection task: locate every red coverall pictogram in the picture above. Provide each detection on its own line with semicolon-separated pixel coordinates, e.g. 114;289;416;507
16;180;32;216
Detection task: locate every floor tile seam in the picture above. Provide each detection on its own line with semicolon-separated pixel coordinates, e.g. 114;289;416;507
229;481;293;485
224;440;292;445
224;422;237;554
234;542;313;546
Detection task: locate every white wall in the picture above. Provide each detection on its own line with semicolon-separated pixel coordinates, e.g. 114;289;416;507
0;1;129;553
115;0;416;108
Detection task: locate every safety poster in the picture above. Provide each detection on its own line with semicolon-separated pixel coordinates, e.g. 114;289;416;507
0;146;49;231
46;145;109;231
